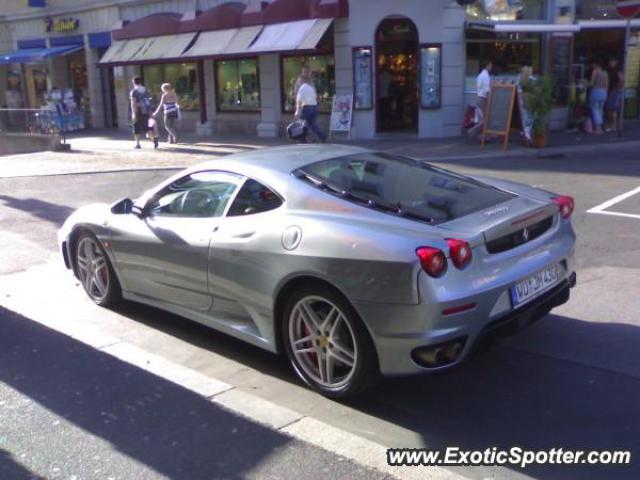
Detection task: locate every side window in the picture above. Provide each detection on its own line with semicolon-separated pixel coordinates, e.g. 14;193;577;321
148;171;241;218
227;179;283;217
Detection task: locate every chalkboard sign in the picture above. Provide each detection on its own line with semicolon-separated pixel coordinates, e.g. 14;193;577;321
549;36;573;106
482;84;516;151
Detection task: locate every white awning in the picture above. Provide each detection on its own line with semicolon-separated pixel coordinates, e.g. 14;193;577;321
99;38;146;65
181;26;263;58
578;19;640;29
98;33;197;65
248;18;333;53
467;21;580;33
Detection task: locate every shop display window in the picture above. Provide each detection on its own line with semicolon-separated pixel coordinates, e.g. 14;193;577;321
142;63;199;111
281;54;335;113
465;31;542;93
215;58;261;112
466;0;547;21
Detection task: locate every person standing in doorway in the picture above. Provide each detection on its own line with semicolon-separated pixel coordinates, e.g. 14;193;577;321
605;58;624;132
295;73;326;143
152;82;180;144
129;76;149;149
378;65;393;129
588;61;608;135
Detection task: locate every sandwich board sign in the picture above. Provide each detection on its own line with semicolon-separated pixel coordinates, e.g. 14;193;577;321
481;84;516;151
329;94;353;138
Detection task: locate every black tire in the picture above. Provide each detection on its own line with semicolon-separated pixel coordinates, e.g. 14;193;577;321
74;232;122;307
282;283;379;399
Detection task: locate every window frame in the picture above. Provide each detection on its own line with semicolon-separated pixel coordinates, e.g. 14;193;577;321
214;57;262;113
280;53;336;114
145;170;244;219
226;177;285;217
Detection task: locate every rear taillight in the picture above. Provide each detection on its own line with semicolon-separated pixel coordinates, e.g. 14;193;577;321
446;238;473;269
416;247;447;278
552;195;575;219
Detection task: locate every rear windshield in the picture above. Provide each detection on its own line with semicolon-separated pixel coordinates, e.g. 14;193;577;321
296;153;514;223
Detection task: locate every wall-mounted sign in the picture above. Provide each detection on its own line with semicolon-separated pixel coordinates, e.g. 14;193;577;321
420;44;442;109
352;47;373;110
45;17;80;34
27;0;47;7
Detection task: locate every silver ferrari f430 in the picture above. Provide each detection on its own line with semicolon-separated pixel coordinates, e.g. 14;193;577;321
59;145;576;398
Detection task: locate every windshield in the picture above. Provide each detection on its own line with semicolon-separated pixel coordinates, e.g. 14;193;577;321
296;153;514;223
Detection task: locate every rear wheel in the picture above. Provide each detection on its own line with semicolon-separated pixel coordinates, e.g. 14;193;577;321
75;233;121;307
282;285;377;398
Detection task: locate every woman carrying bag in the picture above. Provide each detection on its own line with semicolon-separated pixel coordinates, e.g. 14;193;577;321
152;83;180;144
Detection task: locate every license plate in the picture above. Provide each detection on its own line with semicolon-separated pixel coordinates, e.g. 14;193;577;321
511;263;564;308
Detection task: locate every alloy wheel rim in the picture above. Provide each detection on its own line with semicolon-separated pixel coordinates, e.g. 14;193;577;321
289;296;357;389
76;237;110;302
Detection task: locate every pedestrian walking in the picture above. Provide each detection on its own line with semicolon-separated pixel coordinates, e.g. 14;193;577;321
129;76;150;149
468;60;492;140
605;58;624;132
295;73;326;143
152;82;180;144
476;60;492;118
291;65;311;107
588;61;608;135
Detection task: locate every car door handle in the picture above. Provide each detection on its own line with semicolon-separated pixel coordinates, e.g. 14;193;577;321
232;231;255;239
212;226;219;232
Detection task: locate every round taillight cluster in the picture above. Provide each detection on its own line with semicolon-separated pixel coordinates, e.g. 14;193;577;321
552;195;575;219
416;238;473;278
446;238;473;270
416;247;447;278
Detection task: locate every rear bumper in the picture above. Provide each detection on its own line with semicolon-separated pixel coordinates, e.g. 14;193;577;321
478;273;572;339
361;273;575;376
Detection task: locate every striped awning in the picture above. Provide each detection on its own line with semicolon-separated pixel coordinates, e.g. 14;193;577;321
98;33;197;65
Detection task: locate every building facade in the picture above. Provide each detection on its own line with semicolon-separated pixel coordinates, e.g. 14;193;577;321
1;0;639;139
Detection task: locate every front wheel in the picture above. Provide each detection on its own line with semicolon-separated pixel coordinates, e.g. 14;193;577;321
282;285;378;399
75;233;121;307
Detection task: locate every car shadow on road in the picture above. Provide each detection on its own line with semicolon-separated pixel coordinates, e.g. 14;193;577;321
113;302;640;480
0;448;46;480
0;195;74;226
0;306;298;479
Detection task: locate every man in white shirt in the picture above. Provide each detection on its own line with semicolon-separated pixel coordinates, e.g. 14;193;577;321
476;60;492;116
295;74;326;143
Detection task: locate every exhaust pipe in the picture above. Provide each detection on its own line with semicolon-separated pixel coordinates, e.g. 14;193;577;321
441;342;463;362
411;337;467;368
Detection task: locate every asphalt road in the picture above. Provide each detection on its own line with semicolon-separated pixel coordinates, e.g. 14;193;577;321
1;144;639;479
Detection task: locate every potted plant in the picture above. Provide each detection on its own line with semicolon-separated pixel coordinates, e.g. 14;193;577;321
524;75;555;148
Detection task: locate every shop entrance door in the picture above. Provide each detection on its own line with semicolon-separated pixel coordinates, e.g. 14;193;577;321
375;17;419;133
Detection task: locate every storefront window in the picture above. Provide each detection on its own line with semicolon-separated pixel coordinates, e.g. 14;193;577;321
575;0;617;19
465;31;542;93
282;55;335;113
142;63;199;111
466;0;547;21
215;59;260;112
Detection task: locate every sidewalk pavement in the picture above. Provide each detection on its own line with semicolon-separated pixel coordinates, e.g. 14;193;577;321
1;121;639;178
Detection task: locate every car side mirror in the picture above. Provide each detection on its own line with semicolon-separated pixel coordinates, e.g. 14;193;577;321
111;198;144;217
111;198;133;215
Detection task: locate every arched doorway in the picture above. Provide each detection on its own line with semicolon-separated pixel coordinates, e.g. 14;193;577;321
375;17;419;133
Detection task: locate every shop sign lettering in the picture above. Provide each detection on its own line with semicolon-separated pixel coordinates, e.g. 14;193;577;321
45;17;80;33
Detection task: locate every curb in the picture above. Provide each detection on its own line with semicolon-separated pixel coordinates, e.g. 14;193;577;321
415;138;640;162
11;299;468;480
